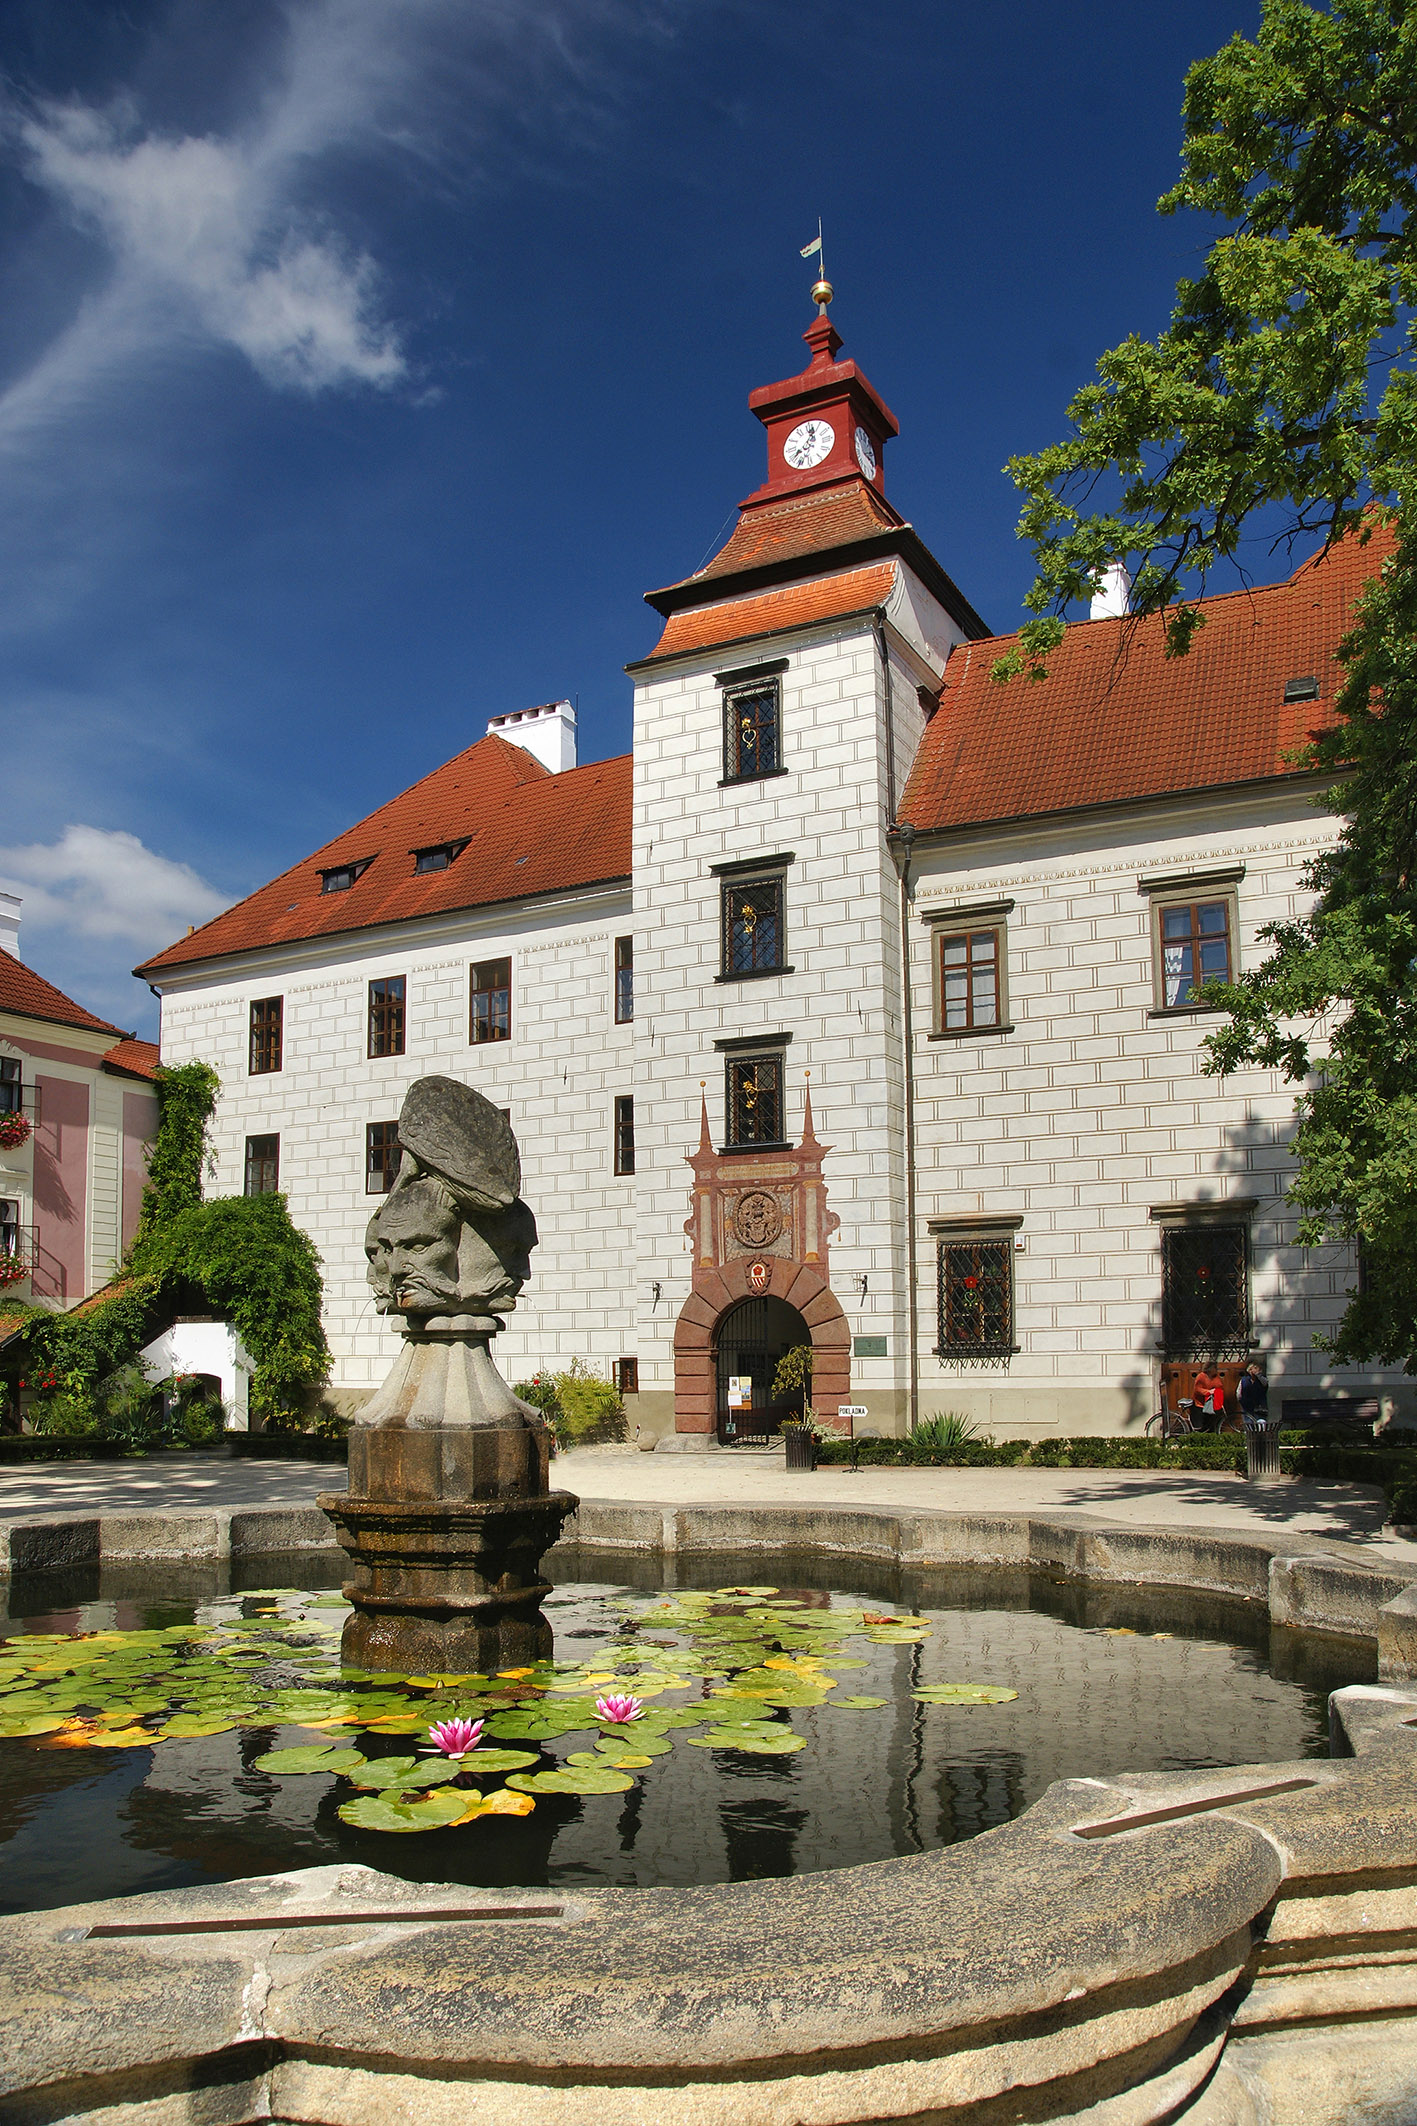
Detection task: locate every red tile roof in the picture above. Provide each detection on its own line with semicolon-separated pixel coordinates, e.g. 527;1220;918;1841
644;562;900;662
691;479;905;585
0;948;125;1037
137;734;633;978
900;537;1381;834
102;1037;160;1081
643;478;989;644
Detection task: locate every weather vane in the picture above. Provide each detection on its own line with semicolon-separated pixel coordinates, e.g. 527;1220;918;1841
800;219;833;309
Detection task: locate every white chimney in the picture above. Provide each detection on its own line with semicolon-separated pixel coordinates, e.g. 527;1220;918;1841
486;699;577;774
1090;562;1132;621
0;891;18;961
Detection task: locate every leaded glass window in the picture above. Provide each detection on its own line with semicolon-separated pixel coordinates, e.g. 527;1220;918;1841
726;1054;783;1147
723;878;784;977
1160;1224;1251;1362
936;1239;1014;1356
724;683;781;781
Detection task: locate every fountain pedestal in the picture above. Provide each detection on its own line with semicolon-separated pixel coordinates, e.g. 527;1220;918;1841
320;1319;576;1672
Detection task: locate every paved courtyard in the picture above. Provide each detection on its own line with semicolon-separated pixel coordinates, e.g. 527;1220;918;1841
1;1445;1414;1565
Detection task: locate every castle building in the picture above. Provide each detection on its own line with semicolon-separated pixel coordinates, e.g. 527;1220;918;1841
136;308;1398;1439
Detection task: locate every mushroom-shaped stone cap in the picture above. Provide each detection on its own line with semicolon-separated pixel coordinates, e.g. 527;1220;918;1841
397;1075;520;1213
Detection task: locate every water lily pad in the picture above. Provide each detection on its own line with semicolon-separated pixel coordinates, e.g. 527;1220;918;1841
0;1713;70;1736
506;1766;635;1795
457;1786;536;1820
910;1685;1018;1705
253;1742;367;1774
831;1696;890;1710
160;1714;240;1739
337;1788;472;1833
689;1728;807;1754
457;1749;541;1776
865;1627;932;1643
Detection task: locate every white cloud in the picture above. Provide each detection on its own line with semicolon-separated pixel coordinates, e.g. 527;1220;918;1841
0;824;228;953
10;63;405;402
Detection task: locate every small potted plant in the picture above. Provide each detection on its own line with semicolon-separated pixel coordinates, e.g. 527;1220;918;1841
0;1250;29;1288
0;1112;31;1151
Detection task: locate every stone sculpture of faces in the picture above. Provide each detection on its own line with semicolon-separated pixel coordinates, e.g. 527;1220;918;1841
364;1076;537;1322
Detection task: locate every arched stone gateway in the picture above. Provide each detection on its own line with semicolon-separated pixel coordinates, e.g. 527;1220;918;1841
674;1088;850;1438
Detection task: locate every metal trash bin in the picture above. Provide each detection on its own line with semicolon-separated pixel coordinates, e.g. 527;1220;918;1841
783;1427;818;1471
1245;1414;1283;1484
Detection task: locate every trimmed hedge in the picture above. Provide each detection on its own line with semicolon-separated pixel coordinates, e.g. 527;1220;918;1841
814;1429;1417;1524
0;1431;349;1465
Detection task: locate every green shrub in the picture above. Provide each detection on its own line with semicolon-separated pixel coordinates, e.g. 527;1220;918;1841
911;1412;988;1451
30;1394;102;1439
515;1361;626;1446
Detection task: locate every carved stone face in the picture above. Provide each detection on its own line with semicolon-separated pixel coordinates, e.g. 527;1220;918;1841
365;1180;462;1314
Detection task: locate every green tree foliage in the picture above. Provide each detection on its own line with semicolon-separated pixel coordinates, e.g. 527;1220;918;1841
998;0;1417;1367
8;1061;330;1429
771;1343;814;1421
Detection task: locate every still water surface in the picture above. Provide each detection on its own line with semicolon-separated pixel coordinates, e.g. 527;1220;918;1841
0;1545;1371;1914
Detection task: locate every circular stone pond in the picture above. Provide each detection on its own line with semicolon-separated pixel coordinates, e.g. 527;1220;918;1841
0;1545;1372;1915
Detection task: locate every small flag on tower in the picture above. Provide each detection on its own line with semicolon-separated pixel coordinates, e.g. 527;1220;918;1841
800;234;822;259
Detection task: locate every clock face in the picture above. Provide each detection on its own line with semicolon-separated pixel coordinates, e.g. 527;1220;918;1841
854;425;878;479
783;418;835;471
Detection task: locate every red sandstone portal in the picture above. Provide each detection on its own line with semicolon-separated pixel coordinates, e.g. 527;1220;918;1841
673;1089;850;1436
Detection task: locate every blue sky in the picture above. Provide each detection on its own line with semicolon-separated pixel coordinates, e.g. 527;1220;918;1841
0;0;1268;1035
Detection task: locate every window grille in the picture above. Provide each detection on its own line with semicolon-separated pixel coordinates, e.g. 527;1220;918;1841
249;998;283;1075
470;958;511;1043
368;976;406;1058
613;1094;636;1175
936;1238;1014;1356
1158;900;1231;1007
366;1120;401;1194
614;1357;639;1394
723;877;784;977
1160;1224;1251;1361
723;682;781;781
726;1053;784;1147
614;935;634;1023
244;1134;280;1196
938;927;1001;1029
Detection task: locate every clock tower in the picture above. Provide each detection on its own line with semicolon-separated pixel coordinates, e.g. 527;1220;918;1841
627;302;989;1445
743;308;898;503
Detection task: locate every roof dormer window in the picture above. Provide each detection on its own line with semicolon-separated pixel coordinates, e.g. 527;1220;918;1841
320;857;373;894
1283;675;1320;703
413;840;470;875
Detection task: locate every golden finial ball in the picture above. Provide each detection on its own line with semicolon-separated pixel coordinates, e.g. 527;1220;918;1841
811;277;834;307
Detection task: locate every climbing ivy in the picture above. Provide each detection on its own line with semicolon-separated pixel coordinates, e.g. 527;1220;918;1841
5;1061;330;1432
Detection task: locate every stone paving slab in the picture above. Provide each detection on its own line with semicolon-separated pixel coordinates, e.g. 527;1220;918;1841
1;1448;1415;1563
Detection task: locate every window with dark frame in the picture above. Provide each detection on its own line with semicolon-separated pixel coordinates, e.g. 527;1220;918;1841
938;927;1001;1030
1157;899;1232;1007
320;858;371;894
614;935;634;1023
0;1057;20;1115
613;1094;635;1175
470;958;511;1043
244;1134;280;1196
935;1238;1015;1356
722;876;785;977
413;840;468;875
367;975;406;1058
614;1357;639;1395
726;1052;784;1148
249;997;283;1075
366;1120;401;1194
723;681;781;781
1159;1224;1251;1362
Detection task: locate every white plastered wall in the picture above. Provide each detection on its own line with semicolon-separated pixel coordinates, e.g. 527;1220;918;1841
907;782;1411;1433
155;887;638;1407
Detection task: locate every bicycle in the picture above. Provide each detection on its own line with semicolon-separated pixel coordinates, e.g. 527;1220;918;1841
1146;1400;1244;1439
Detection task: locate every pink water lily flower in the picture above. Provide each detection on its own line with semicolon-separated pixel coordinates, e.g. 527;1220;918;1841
595;1694;644;1726
427;1717;484;1758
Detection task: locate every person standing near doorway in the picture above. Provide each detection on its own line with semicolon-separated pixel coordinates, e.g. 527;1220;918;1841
1238;1364;1269;1424
1191;1364;1227;1425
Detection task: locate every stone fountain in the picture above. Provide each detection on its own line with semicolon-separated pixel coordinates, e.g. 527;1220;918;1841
319;1077;576;1673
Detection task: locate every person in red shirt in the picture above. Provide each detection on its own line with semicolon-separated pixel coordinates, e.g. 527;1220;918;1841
1191;1366;1226;1425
